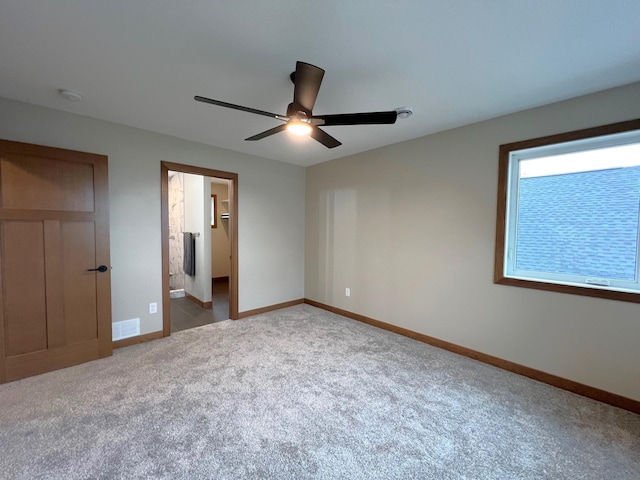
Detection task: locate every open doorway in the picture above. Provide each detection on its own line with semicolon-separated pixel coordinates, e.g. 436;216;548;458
210;178;232;324
161;162;238;337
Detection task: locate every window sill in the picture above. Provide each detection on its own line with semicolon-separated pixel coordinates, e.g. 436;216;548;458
494;274;640;303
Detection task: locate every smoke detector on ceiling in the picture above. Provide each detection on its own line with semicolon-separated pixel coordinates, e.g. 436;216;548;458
395;107;413;119
59;89;83;102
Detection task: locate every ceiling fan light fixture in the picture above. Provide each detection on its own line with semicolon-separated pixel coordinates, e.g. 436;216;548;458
286;120;312;136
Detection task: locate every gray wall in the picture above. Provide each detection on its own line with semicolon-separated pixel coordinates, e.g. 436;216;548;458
0;96;306;334
305;82;640;401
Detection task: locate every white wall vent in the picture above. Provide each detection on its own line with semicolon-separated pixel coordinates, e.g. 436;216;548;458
112;318;140;341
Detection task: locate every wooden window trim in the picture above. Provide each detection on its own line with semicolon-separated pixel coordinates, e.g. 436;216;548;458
494;118;640;303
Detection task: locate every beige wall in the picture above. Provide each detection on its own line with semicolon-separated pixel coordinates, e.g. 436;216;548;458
211;182;231;278
305;82;640;401
0;96;306;335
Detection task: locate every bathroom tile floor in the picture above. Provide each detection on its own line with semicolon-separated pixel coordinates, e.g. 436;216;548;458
170;279;230;333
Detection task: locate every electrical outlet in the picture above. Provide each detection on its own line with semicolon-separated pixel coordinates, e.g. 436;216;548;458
149;302;157;314
345;288;351;297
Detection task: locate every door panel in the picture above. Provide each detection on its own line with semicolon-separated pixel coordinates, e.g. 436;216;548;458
44;220;65;348
5;340;99;382
0;153;95;211
0;139;111;382
2;220;47;356
62;221;97;344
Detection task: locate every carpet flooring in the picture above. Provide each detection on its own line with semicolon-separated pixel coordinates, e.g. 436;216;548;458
0;304;638;479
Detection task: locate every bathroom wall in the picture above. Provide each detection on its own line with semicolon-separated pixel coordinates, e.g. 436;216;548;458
168;171;185;290
183;173;212;304
211;181;231;278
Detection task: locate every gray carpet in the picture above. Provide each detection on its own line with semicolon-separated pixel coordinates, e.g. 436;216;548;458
0;304;638;479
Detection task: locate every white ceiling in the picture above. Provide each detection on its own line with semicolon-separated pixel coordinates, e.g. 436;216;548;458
1;1;639;167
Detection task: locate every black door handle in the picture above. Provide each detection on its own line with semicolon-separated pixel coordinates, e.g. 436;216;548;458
87;265;108;273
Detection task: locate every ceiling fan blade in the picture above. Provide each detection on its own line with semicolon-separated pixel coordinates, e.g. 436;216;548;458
310;127;342;149
313;111;398;126
195;96;287;120
292;61;325;113
245;124;287;141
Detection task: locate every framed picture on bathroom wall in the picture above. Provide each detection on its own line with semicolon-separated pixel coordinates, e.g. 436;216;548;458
211;194;217;228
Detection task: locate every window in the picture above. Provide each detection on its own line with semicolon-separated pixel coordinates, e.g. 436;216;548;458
494;118;640;302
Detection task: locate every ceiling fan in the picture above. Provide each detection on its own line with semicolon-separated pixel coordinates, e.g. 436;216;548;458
195;61;401;149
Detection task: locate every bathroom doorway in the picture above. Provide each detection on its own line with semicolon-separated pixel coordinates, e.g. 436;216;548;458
161;162;238;337
210;177;232;324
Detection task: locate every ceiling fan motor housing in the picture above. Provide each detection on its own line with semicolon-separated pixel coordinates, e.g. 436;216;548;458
286;102;311;120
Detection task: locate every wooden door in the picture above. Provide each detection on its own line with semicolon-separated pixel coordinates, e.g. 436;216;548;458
0;139;111;382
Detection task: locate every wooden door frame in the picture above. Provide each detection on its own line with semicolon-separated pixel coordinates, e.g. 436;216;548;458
161;161;239;336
